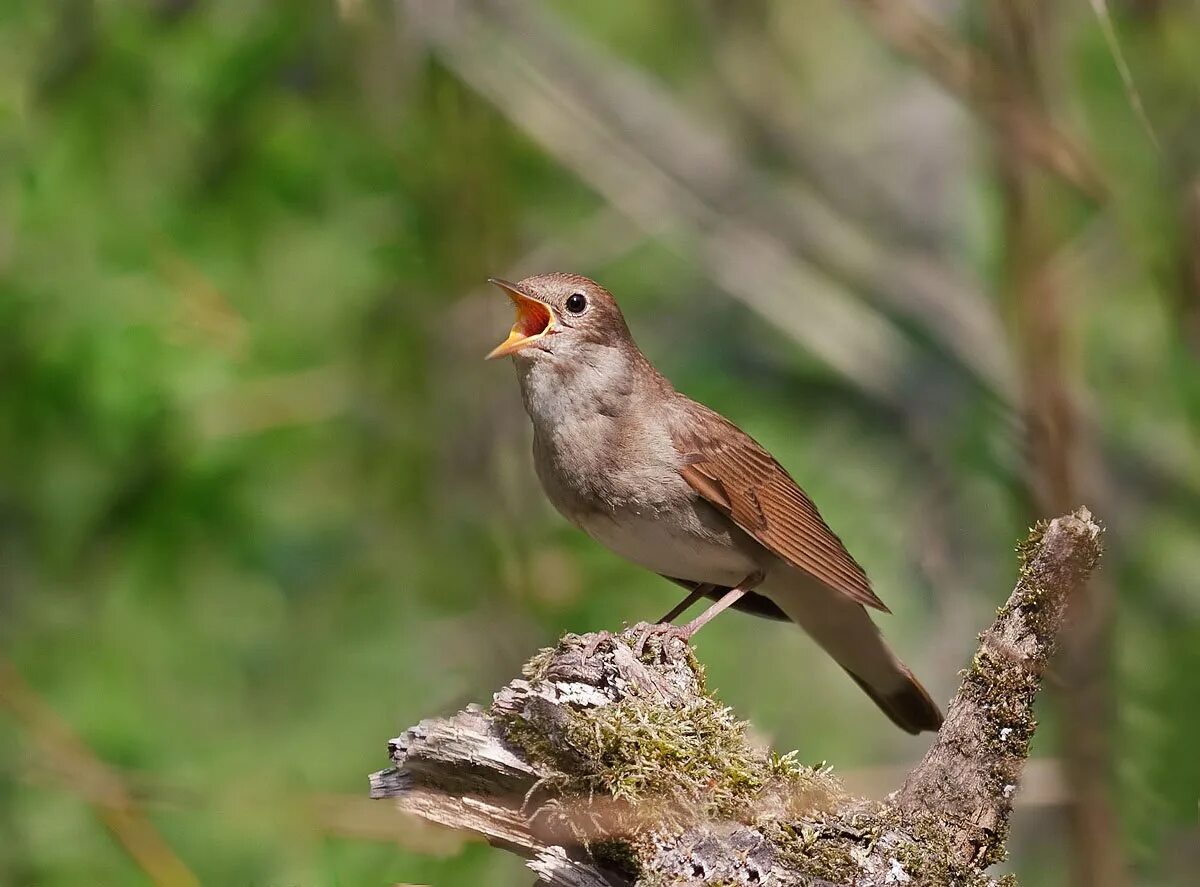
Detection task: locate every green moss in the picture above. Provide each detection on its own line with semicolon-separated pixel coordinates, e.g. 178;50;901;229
520;645;557;681
499;635;844;874
500;635;1010;884
508;684;836;825
1005;513;1103;643
955;645;1036;865
893;809;989;885
1015;519;1050;574
955;518;1089;869
760;801;1007;886
995;520;1053;631
762;818;861;884
590;838;641;881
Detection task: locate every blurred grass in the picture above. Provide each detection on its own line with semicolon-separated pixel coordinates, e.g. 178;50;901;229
1;2;1198;885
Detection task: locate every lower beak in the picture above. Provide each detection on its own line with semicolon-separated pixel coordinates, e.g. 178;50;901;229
486;278;556;359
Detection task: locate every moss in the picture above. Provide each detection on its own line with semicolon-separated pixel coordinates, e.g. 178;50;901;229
500;634;1010;885
962;648;1038;725
892;809;990;885
590;838;641;881
499;634;844;874
493;520;1079;882
508;684;836;825
951;519;1089;869
1004;513;1103;645
760;801;1003;887
955;644;1036;865
761;818;861;884
520;644;557;681
1014;519;1050;575
994;520;1053;632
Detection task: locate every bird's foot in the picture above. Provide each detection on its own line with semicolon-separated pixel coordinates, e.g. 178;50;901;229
580;629;617;660
632;622;692;660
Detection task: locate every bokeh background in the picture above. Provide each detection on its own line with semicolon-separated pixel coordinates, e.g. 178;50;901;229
1;1;1198;885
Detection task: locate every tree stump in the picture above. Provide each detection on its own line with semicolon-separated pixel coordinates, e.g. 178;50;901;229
370;509;1103;886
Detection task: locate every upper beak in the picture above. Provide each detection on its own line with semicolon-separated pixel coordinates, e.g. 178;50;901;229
485;278;556;359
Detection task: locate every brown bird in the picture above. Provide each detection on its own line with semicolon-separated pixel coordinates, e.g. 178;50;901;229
486;272;943;734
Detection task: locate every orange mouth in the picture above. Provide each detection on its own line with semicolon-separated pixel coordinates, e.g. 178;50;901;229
485;278;556;359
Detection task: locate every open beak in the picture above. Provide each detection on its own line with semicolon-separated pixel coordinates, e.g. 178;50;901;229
485;278;556;359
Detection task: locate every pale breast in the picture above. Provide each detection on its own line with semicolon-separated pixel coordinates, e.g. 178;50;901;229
576;502;761;587
517;353;761;584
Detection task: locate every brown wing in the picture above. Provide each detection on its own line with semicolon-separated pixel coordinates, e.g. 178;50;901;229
674;409;888;612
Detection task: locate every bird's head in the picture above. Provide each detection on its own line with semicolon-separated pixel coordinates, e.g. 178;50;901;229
485;272;633;365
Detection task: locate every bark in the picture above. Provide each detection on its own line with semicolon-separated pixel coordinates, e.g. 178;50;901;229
896;509;1103;866
370;510;1103;885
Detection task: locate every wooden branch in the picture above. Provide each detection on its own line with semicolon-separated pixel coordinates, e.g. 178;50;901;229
371;510;1103;885
897;509;1104;866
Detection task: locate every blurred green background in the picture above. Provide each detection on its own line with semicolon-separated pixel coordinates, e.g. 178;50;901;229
1;1;1198;885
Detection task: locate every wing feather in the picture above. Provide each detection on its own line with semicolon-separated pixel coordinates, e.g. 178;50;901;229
675;408;888;612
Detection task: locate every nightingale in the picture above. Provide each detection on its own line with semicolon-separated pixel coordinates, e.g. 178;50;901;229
486;272;943;734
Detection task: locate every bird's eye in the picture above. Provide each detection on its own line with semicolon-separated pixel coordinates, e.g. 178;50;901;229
565;292;587;314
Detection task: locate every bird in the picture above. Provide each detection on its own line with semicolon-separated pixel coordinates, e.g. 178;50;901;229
485;272;943;734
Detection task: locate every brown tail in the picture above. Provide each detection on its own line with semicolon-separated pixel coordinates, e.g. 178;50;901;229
844;668;944;735
757;572;946;734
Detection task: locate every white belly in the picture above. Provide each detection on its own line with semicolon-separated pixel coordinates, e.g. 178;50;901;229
577;509;759;587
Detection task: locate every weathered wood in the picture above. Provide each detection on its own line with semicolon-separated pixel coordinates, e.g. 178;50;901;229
370;509;1104;885
897;508;1104;867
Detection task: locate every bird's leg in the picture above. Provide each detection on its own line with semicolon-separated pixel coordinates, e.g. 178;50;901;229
634;583;715;658
678;571;763;637
656;584;714;624
634;573;763;657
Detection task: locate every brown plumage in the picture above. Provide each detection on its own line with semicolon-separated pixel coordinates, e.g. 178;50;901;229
675;408;888;612
487;272;943;734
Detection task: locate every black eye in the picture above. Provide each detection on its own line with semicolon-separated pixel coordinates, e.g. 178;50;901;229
565;292;587;314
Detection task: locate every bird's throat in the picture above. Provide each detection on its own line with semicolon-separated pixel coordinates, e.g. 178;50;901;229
516;345;638;434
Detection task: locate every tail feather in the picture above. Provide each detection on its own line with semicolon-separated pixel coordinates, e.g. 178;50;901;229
762;572;944;734
844;668;943;735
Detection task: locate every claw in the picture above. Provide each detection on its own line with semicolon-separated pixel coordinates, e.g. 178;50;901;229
633;622;691;659
581;629;615;660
